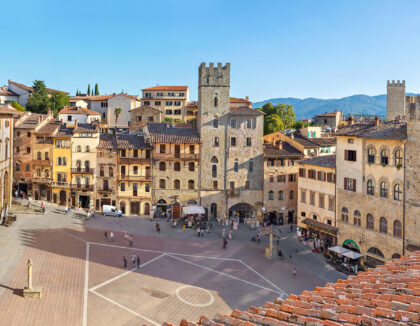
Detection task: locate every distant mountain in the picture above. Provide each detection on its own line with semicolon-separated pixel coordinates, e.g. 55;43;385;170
253;94;397;120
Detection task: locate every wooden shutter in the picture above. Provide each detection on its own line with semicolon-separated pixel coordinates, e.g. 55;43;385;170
354;151;357;161
344;177;348;190
344;150;348;160
353;179;356;192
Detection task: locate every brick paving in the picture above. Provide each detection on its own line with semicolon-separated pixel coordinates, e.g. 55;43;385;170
0;205;344;325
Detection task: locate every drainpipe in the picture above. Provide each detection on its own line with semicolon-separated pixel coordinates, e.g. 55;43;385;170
402;140;406;256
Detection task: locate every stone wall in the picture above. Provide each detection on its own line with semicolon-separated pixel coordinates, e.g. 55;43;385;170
386;80;406;120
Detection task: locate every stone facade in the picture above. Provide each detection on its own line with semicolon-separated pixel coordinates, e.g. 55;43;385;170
198;62;264;220
386;80;406;121
129;105;163;132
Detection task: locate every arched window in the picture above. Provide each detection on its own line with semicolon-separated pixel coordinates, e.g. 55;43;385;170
394;150;403;166
213;116;218;128
159;179;166;189
268;191;274;200
366;214;374;230
278;191;283;200
367;147;375;164
188;180;194;189
174;179;180;189
159;162;166;171
174;162;181;171
367;179;374;195
109;167;113;177
289;191;294;199
77;145;82;152
85;160;90;169
380;149;388;165
393;220;402;238
212;164;217;178
45;152;49;160
392;253;401;259
211;156;218;163
214;96;218;107
86;145;90;152
394;184;402;201
367;247;384;258
379;217;387;234
354;210;361;226
341;207;348;222
188;162;195;172
380;182;388;198
63;157;67;165
37;151;41;160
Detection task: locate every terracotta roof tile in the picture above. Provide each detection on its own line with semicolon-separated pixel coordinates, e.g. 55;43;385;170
58;106;101;116
316;112;339;117
0;87;18;96
298;154;336;168
70;94;114;101
263;141;304;158
15;113;51;129
335;121;407;140
142;86;188;91
98;134;117;149
229;97;251;103
8;80;69;94
74;123;99;133
229;106;264;116
146;123;200;144
292;134;320;148
35;121;61;135
116;134;152;149
0;106;20;115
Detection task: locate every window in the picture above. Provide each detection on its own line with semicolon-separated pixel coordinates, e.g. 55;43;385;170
246;119;252;128
101;101;108;107
159;162;166;171
367;179;374;195
246;137;252;146
268;191;274;200
249;159;253;172
213;117;218;128
278;191;283;200
100;166;104;177
394;150;402;166
277;175;285;182
160;144;166;153
146;150;151;158
368;148;375;163
381;149;388;165
213;137;219;147
133;166;138;175
188;162;195;172
26;164;30;171
133;149;138;158
308;169;316;179
348;139;354;144
230;119;237;128
16;163;20;171
319;194;324;208
301;191;306;203
166;109;173;115
230;137;236;146
212;180;218;189
245;180;250;189
57;157;62;165
85;146;90;152
145;184;150;192
174;162;181;171
36;169;41;177
344;177;356;192
15;146;20;154
212;164;217;178
189;145;195;154
159;179;166;189
27;147;30;154
344;150;357;162
76;145;81;152
174;110;181;115
269;175;274;183
299;168;306;178
67;115;72;121
328;197;334;211
188;180;194;189
230;181;235;191
341;207;349;222
166;101;173;106
354;210;361;226
379;217;388;234
120;183;125;191
109;167;114;177
310;192;315;205
174;101;181;106
27;132;31;137
394;184;402;201
366;214;374;230
301;212;306;217
380;182;388;198
393;220;402;238
148;116;154;122
289;174;296;182
289;191;294;200
313;215;317;220
174;179;180;189
214;97;218;107
37;152;41;160
45;152;49;160
234;159;239;172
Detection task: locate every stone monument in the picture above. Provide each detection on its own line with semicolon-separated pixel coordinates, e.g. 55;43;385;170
23;259;42;298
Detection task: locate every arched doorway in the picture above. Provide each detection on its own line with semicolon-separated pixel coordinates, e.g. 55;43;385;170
210;203;217;218
229;203;253;222
156;199;167;218
172;202;181;219
59;190;66;205
144;203;150;216
268;211;278;225
120;201;126;214
366;247;385;268
187;199;197;205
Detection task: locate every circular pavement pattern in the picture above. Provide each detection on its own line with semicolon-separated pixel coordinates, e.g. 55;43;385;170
175;285;215;307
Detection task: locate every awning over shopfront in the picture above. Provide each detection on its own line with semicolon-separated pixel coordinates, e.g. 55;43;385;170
182;205;205;215
342;251;363;259
328;246;349;254
301;218;338;236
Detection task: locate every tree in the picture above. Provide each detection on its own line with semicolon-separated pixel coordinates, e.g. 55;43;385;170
94;83;99;95
264;114;284;135
257;101;296;135
26;80;49;113
49;91;70;115
114;107;122;126
293;121;303;130
87;84;91;96
9;100;25;111
164;117;174;123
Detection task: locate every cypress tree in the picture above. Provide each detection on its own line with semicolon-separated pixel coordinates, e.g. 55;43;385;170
87;84;91;96
94;83;99;95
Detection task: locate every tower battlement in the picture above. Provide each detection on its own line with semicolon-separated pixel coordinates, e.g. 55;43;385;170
199;62;230;87
387;80;405;87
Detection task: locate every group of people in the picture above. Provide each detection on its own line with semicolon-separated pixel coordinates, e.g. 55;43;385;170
123;253;141;270
124;232;134;246
104;231;115;242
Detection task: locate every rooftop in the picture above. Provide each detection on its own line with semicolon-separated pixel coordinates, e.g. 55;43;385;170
0;106;21;116
70;93;140;101
298;154;336;168
0;86;18;97
173;251;420;326
116;134;152;149
8;80;69;94
54;126;74;138
35;121;61;135
58;106;101;116
98;134;117;149
229;97;251;104
263;141;304;158
142;86;188;91
316;112;340;117
336;121;407;140
292;134;320;149
74;123;99;133
15;113;51;129
229;106;264;116
146;123;200;144
309;137;336;147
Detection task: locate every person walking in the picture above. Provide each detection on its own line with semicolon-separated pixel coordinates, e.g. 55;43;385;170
129;234;133;247
228;229;233;240
222;227;226;239
197;227;201;238
104;231;108;241
110;231;114;242
123;256;128;269
292;267;297;276
65;206;68;215
222;237;227;249
131;252;136;265
200;228;204;238
136;255;141;269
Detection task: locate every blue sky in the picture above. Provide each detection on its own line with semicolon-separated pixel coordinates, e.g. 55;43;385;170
1;0;420;101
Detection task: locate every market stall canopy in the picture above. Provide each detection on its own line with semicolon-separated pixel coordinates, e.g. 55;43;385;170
301;218;338;236
182;205;205;215
342;251;363;259
328;246;349;254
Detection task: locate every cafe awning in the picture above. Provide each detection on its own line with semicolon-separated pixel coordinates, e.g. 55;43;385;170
328;246;349;254
342;251;363;260
301;218;338;236
182;205;205;215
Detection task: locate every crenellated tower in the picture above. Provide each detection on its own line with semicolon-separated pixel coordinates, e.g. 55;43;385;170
386;80;406;121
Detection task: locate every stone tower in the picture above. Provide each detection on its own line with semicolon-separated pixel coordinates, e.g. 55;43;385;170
405;102;420;252
386;80;406;121
198;62;231;218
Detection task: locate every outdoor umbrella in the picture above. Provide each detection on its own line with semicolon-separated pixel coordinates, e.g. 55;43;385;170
342;251;363;259
328;246;349;254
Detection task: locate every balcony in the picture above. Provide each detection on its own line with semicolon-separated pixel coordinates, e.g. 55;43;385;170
32;177;52;184
52;181;70;188
70;184;95;191
119;174;151;182
71;168;95;174
154;153;199;160
119;157;151;164
98;187;114;194
32;159;51;166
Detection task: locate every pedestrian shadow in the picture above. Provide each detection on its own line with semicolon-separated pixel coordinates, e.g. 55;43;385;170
0;284;23;297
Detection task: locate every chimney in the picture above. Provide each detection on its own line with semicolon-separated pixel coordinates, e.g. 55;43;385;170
246;96;249;101
374;116;380;126
278;141;283;150
74;120;78;129
272;138;276;146
348;116;354;125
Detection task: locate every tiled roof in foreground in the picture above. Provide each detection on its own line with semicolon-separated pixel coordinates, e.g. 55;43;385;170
169;251;420;326
336;121;407;140
146;123;200;144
